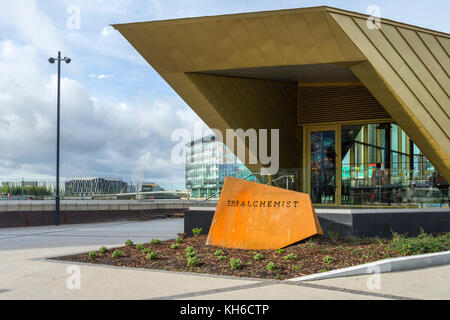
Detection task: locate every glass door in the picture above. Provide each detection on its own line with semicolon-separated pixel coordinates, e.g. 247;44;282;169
306;125;341;205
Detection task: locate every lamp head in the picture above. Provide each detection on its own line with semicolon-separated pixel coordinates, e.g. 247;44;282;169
48;57;55;64
64;57;71;64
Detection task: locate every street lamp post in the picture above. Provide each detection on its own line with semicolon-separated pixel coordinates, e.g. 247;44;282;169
49;52;71;226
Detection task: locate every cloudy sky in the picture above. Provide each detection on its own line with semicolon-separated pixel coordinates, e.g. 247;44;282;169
0;0;448;190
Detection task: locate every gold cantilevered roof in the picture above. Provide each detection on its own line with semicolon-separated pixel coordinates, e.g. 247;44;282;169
113;6;450;181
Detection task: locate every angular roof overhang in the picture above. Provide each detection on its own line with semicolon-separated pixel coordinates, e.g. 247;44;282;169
113;6;450;181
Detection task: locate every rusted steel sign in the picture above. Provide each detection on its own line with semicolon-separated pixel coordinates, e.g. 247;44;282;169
206;177;323;250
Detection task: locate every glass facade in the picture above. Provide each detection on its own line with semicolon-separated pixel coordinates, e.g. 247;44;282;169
339;122;449;207
310;131;336;204
185;136;257;199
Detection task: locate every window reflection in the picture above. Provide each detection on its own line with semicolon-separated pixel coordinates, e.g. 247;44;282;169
310;131;336;204
341;123;449;206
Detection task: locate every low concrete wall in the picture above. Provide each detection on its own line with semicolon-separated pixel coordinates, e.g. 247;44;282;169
0;200;217;228
185;207;450;238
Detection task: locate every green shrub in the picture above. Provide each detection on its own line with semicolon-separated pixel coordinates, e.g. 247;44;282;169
185;245;196;258
328;230;340;242
292;265;301;271
192;227;202;237
112;250;123;258
150;239;161;244
214;249;223;256
230;258;242;270
187;256;201;267
266;261;277;272
99;246;107;254
185;246;195;254
88;251;96;259
135;243;144;250
186;251;196;258
253;253;264;261
276;248;285;254
125;239;134;246
141;248;151;254
283;253;298;260
146;251;159;260
218;255;227;261
388;230;449;256
322;255;333;264
170;243;180;249
175;237;184;244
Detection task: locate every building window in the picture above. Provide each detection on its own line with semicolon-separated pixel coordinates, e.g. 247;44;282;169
341;123;448;206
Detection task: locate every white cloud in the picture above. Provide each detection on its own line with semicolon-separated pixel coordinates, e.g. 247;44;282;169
101;26;114;37
0;40;204;186
89;74;113;79
0;0;68;56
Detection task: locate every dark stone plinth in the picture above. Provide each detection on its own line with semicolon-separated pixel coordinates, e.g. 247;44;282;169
184;207;450;238
0;209;183;228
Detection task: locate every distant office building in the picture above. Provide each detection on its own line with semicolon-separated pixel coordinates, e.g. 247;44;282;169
186;135;257;199
141;182;165;192
65;177;126;196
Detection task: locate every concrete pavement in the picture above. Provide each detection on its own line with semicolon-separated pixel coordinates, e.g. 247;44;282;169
0;219;448;300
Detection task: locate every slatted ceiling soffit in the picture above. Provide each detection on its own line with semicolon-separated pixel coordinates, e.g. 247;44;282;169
297;84;391;125
114;6;450;182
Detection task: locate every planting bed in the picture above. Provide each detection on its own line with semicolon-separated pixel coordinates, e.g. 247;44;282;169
53;232;449;280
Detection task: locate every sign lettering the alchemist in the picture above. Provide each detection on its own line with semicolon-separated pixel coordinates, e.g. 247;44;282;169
207;177;323;250
226;199;300;208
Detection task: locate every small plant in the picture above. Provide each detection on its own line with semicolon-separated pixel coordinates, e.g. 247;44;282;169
253;253;264;261
186;250;196;259
175;237;184;244
218;255;227;261
322;255;333;264
266;261;278;272
150;239;161;244
192;227;202;237
276;248;285;254
187;256;201;267
185;246;194;253
99;246;107;254
230;258;242;270
135;243;144;250
88;251;96;259
141;248;151;254
292;265;301;271
328;230;340;242
170;243;180;249
125;239;134;246
146;251;159;260
214;249;223;256
306;239;317;248
112;250;123;258
283;253;298;260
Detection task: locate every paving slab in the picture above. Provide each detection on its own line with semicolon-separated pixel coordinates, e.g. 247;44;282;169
308;265;450;300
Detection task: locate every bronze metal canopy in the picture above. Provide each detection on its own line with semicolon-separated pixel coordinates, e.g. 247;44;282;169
113;6;450;181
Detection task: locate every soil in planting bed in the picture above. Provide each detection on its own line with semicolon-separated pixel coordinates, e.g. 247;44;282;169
51;232;450;280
